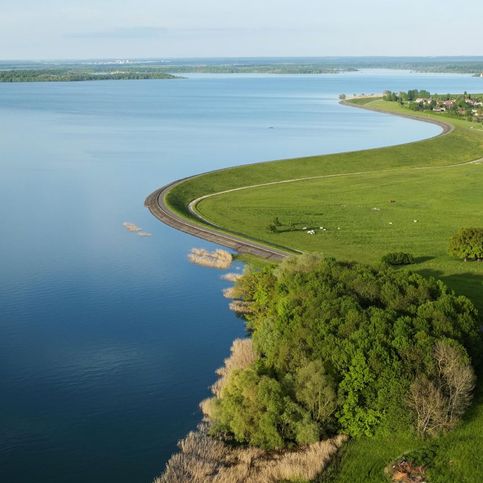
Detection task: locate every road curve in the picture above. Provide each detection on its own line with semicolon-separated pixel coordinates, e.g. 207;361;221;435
144;179;291;261
145;101;455;261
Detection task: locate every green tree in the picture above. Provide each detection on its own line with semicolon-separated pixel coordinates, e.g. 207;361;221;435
295;360;337;424
449;228;483;261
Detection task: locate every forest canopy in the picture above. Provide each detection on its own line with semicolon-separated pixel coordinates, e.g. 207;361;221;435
204;256;479;449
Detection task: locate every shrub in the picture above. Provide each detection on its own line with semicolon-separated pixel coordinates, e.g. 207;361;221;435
449;227;483;261
381;252;415;265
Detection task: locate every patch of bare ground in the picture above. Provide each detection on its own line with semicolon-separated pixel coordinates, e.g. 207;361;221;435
154;424;347;483
188;248;233;269
388;458;428;482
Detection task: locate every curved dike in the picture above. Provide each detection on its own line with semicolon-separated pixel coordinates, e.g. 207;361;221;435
145;101;454;259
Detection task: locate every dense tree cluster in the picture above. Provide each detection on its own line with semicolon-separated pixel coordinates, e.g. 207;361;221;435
383;89;431;102
206;256;479;449
449;228;483;261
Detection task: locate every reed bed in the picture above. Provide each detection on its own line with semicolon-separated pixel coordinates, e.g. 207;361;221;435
188;248;233;269
211;338;255;398
122;222;142;232
228;300;253;314
123;222;152;237
200;338;255;419
220;272;242;282
222;287;238;299
154;424;347;483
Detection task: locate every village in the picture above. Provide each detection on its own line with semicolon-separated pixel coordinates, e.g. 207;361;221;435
383;89;483;122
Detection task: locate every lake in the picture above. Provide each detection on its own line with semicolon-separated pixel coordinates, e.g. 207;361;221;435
0;70;481;483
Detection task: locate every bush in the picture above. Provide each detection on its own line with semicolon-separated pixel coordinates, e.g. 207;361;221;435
381;252;415;265
449;228;483;261
206;256;479;448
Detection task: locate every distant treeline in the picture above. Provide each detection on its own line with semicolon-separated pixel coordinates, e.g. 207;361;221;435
1;58;483;82
0;68;178;82
165;64;358;74
356;61;483;74
0;65;356;82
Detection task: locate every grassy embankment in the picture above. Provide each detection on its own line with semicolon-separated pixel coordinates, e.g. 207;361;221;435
166;98;483;481
167;98;483;312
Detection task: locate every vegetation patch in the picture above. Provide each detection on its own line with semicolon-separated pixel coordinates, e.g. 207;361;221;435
188;248;233;269
381;252;416;266
449;228;483;261
168;98;483;311
155;423;347;483
204;256;479;452
161;97;483;481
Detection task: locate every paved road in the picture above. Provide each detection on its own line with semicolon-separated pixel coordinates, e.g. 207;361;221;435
145;180;291;261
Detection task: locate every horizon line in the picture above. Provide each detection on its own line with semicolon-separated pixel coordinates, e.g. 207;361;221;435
1;54;483;63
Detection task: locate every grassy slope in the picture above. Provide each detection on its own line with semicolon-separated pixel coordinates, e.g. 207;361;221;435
198;155;483;308
166;99;483;481
170;99;483;311
168;100;483;217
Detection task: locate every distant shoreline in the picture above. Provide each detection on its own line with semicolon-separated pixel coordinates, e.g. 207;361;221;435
1;58;483;82
0;70;179;83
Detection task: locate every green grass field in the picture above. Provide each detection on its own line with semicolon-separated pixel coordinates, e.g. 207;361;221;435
197;156;483;308
166;98;483;481
169;99;483;311
320;391;483;483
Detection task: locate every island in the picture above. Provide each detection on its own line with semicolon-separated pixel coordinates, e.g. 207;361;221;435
0;68;179;82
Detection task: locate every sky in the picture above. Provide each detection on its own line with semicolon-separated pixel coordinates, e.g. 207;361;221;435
1;0;482;60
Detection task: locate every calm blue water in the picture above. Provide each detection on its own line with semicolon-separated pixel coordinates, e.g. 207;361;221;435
0;70;481;483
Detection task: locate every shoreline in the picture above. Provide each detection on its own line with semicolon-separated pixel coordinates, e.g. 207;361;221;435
145;179;289;261
145;99;454;256
340;98;454;135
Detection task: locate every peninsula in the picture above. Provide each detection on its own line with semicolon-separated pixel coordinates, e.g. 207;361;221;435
147;95;483;482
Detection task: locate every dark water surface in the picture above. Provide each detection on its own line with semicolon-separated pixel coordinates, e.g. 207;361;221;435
0;71;481;483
